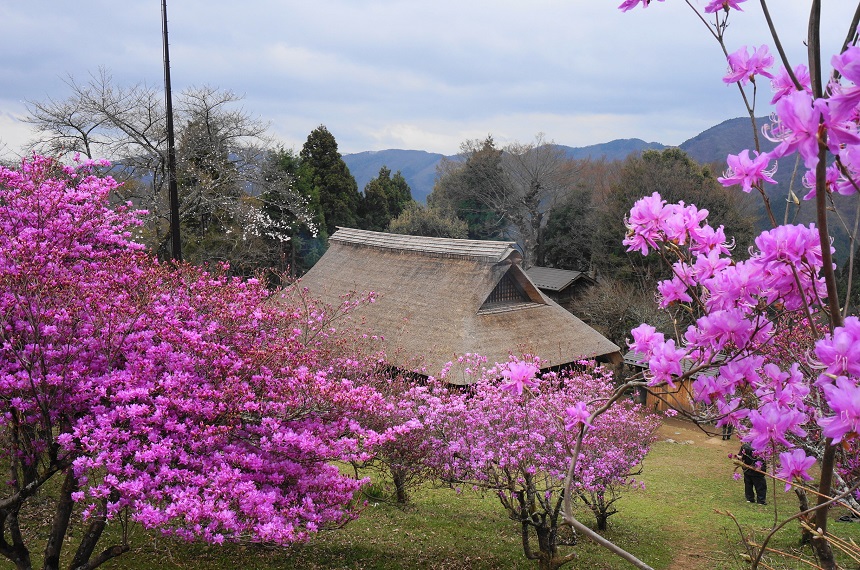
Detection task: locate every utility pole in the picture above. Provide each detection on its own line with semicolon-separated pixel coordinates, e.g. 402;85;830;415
162;0;182;261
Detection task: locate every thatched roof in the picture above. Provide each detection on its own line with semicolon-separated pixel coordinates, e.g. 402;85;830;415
297;228;620;384
525;266;594;292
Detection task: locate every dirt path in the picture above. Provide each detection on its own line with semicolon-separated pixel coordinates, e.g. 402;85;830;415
656;418;738;570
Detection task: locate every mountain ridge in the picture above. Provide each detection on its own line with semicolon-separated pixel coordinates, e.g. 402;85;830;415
342;116;770;203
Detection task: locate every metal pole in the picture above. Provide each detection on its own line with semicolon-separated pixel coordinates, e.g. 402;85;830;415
162;0;182;261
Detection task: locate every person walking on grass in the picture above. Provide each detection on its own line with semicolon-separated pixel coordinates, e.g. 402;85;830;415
737;443;767;505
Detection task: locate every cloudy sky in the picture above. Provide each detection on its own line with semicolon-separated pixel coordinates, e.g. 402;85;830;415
0;1;854;159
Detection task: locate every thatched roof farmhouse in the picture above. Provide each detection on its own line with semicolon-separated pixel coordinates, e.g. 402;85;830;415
297;228;620;384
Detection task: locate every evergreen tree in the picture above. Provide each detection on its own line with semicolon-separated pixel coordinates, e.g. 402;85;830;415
542;185;596;273
592;148;756;283
360;166;413;231
300;125;361;235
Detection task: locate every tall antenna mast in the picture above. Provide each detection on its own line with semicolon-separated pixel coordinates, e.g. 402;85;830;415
162;0;182;261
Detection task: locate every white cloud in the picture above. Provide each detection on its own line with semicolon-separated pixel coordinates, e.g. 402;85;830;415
0;105;32;161
0;1;856;156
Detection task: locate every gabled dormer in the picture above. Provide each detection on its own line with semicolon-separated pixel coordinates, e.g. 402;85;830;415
478;264;546;314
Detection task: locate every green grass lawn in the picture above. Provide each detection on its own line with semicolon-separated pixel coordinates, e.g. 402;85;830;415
24;420;860;570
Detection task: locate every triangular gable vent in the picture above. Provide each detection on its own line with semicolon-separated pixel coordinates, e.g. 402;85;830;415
479;270;545;313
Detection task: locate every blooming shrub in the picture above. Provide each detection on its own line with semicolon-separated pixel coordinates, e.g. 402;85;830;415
431;356;659;570
0;155;391;569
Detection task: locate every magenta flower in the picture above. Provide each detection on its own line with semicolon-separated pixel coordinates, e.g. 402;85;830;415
747;402;807;450
657;275;693;308
647;339;686;387
704;0;747;13
765;90;825;169
703;259;762;312
814;316;860;378
717;356;764;393
723;45;775;86
718;149;777;193
776;449;815;491
818;376;860;443
564;401;594;431
690;224;731;256
624;192;669;255
696;308;754;351
829;46;860;122
628;323;665;356
800;162;843;201
617;0;665;12
754;223;823;267
716;398;749;426
692;250;732;282
500;360;539;395
770;64;811;104
663;202;709;245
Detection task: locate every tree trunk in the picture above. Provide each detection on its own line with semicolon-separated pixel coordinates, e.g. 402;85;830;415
392;469;408;505
42;469;77;570
793;488;813;546
0;510;32;570
812;442;836;569
596;512;608;532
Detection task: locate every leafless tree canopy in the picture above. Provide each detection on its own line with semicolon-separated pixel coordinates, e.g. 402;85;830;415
23;69;301;262
430;133;582;267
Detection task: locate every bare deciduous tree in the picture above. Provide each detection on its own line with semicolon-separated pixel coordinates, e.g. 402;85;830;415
24;70;289;262
429;133;581;267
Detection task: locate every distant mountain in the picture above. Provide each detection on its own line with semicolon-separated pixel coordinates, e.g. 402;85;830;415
679;116;775;165
342;117;780;205
342;149;446;203
556;138;665;161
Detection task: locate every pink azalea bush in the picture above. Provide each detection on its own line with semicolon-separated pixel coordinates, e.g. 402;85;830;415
348;372;447;505
430;355;660;570
0;155;393;569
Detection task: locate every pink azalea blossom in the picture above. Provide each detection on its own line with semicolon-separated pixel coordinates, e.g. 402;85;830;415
818;376;860;443
776;449;816;491
723;45;775;86
692;250;732;282
657;275;693;308
689;224;731;256
716;397;749;428
829;46;860;122
770;64;812;104
647;339;687;387
663;202;709;245
814;316;860;378
624;192;669;255
747;402;807;450
628;323;665;356
565;401;594;430
718;149;777;193
800;163;844;200
617;0;665;12
765;90;826;169
754;223;824;267
500;360;539;395
704;0;747;12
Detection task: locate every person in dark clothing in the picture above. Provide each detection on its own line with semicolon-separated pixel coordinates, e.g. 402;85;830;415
738;443;767;504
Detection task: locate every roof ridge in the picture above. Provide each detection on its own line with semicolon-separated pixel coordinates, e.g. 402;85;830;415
331;227;521;262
